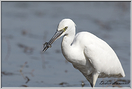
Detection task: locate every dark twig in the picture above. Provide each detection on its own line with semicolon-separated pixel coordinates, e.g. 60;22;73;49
20;62;30;84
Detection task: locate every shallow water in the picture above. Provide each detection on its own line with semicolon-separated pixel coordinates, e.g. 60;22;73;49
1;2;130;87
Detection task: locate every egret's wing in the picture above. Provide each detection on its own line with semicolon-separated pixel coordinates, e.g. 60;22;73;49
84;44;105;72
75;32;125;77
84;43;125;78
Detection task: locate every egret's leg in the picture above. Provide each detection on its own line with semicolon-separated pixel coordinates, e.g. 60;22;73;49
90;83;93;87
92;72;99;87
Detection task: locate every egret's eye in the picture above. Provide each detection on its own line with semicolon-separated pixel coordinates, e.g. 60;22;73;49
65;26;68;30
63;26;68;32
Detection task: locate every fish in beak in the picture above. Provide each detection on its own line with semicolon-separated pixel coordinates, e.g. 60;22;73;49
42;30;64;52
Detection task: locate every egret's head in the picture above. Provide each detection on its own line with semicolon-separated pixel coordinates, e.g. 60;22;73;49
43;19;76;52
57;19;76;37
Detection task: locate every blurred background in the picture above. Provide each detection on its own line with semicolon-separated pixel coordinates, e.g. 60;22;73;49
1;2;130;87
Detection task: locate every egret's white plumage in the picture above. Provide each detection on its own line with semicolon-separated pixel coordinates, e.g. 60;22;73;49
43;19;125;87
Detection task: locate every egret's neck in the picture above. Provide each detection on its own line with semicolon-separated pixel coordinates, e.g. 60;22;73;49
61;27;75;48
61;27;76;62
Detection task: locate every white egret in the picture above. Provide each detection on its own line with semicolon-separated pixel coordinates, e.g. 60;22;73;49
43;19;125;87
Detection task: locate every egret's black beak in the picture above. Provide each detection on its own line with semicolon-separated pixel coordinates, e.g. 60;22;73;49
42;30;64;52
